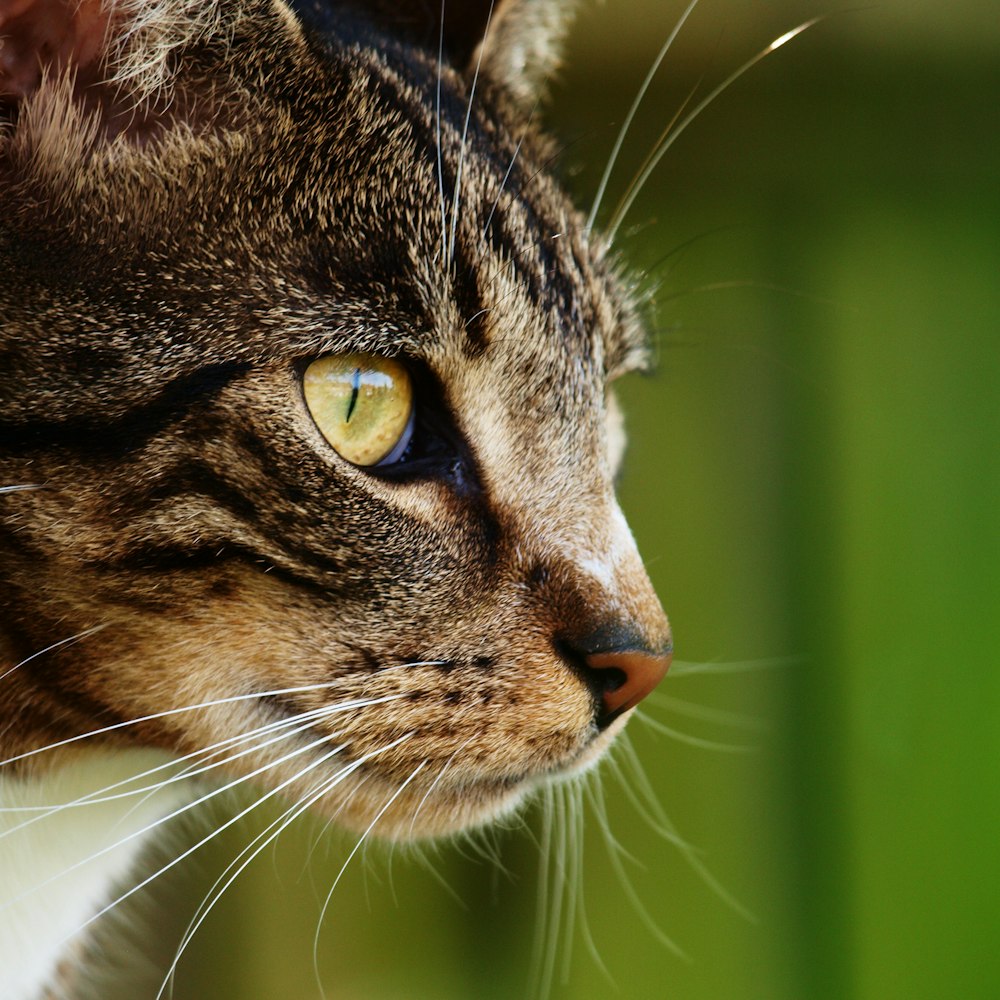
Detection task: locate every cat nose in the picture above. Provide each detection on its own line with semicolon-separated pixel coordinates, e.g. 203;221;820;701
584;647;672;725
560;628;672;729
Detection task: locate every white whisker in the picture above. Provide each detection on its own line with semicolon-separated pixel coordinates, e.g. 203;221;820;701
611;736;696;850
605;17;826;245
667;655;799;677
636;713;755;753
158;738;405;999
447;1;495;266
536;783;565;999
586;779;688;959
654;695;764;731
3;729;346;917
553;783;574;991
435;0;447;264
0;624;107;684
0;687;407;769
643;277;844;316
480;98;540;246
485;231;564;292
586;0;700;232
559;781;582;984
409;840;468;911
161;789;321;997
615;736;754;920
0;706;341;821
407;736;473;836
314;750;425;1000
66;736;352;949
569;777;613;987
528;783;554;998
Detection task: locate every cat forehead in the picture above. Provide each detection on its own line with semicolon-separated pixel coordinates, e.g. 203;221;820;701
264;43;647;378
0;4;647;385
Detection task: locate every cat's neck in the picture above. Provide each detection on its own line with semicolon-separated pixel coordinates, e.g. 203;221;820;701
0;748;183;1000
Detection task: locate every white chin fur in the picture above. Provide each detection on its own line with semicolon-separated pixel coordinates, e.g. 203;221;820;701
0;748;184;1000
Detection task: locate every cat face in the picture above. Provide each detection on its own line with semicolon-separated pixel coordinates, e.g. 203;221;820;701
0;0;671;836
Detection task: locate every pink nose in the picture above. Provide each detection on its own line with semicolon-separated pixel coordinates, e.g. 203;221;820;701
584;648;672;721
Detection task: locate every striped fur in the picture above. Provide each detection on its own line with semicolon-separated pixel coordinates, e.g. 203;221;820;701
0;1;671;995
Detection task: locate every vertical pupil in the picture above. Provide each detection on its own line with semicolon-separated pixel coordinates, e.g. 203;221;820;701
345;367;361;422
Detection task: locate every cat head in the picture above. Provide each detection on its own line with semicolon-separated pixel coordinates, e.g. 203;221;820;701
0;0;671;837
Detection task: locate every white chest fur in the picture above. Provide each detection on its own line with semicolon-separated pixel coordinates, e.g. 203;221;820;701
0;749;184;1000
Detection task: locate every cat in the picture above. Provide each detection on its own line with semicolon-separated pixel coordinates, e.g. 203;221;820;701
0;0;674;997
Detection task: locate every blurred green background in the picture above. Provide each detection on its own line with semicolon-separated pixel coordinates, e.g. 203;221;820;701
155;2;1000;998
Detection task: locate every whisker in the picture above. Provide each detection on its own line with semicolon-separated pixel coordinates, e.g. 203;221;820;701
528;783;554;999
648;277;844;309
635;713;755;754
557;782;577;988
668;655;799;677
652;695;765;732
604;17;826;245
407;736;473;836
586;0;700;232
484;231;566;291
447;1;496;266
409;839;469;911
615;735;755;921
560;782;579;985
160;782;321;1000
0;686;409;769
0;708;340;848
580;771;647;867
435;0;447;263
159;737;405;1000
314;750;425;1000
568;776;614;988
3;728;346;917
586;778;688;959
610;70;703;235
480;98;540;246
65;736;354;948
0;483;43;493
611;736;697;850
536;782;566;999
628;223;749;302
0;624;107;684
0;705;344;818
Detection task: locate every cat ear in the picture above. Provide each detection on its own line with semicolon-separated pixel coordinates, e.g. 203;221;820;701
0;0;110;102
291;0;576;106
474;0;576;108
0;0;225;147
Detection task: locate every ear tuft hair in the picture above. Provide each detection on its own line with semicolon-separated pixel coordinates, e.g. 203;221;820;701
0;0;230;146
477;0;577;108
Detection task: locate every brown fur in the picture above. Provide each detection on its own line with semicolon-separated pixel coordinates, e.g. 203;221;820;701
0;0;668;884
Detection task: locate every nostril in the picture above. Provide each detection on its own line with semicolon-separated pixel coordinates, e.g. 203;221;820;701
595;665;628;698
582;656;628;705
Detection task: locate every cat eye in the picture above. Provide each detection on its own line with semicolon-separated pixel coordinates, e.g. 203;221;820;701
303;353;415;467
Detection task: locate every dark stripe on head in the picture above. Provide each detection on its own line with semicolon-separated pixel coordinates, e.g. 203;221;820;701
0;362;251;456
1;617;130;732
89;539;348;600
451;237;489;357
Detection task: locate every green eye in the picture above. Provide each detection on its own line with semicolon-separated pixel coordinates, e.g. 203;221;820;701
303;353;414;467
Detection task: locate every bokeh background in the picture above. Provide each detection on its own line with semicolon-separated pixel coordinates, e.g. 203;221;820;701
153;1;1000;998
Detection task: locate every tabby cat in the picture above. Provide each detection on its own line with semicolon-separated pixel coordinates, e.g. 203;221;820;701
0;0;673;996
